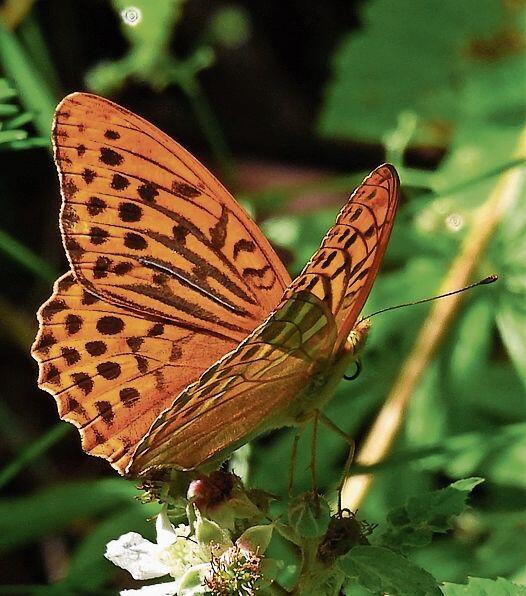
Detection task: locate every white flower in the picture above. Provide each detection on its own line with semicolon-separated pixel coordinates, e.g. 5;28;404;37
105;530;173;580
105;508;273;595
105;509;205;595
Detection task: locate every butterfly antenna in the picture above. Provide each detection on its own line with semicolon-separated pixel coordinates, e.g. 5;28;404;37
365;275;498;320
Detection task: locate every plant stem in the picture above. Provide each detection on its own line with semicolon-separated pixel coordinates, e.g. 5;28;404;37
179;76;236;187
0;229;58;283
0;20;56;141
0;423;69;489
342;123;526;511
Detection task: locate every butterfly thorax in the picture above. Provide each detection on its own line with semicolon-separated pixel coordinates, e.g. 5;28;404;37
292;318;371;424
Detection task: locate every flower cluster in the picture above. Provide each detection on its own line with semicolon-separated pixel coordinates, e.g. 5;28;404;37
106;508;274;595
105;472;275;595
105;471;372;595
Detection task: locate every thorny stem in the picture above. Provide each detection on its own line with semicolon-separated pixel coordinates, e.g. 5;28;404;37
342;124;526;511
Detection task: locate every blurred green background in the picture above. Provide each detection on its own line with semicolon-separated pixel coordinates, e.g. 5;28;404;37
0;0;525;593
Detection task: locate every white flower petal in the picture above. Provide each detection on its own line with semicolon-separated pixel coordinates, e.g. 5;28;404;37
105;532;170;580
156;510;179;547
120;580;180;596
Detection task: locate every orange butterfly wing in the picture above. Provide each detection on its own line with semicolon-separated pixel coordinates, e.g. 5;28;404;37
32;93;291;474
33;273;237;473
130;291;336;474
130;166;399;475
283;164;399;349
54;93;290;341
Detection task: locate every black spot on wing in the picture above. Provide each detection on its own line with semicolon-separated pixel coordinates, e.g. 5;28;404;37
99;148;123;166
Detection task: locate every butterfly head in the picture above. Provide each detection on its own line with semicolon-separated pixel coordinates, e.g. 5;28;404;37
344;318;371;358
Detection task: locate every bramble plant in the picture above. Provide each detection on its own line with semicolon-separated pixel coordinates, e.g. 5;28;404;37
103;471;481;594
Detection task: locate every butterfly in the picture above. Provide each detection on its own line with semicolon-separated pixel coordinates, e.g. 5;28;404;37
31;93;399;478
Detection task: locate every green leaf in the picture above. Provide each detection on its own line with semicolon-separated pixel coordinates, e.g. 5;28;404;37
0;103;18;117
0;77;50;152
0;229;58;282
0;29;56;139
86;0;184;94
288;493;331;539
497;299;526;391
447;298;494;398
442;576;526;595
0;424;70;490
340;546;441;595
0;479;145;549
318;0;526;145
406;362;446;449
492;154;526;391
410;422;526;489
379;478;483;551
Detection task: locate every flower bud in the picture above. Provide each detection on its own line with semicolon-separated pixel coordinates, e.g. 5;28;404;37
178;562;209;595
237;524;273;555
288;493;331;539
188;471;262;530
188;471;235;511
195;515;230;548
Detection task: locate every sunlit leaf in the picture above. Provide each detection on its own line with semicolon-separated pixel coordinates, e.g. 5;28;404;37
340;546;441;595
379;478;483;551
319;0;526;145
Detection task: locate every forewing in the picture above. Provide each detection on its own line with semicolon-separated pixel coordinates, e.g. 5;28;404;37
54;93;291;342
283;164;399;349
32;273;237;474
129;291;336;475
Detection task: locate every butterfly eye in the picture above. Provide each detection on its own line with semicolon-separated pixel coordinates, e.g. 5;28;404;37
343;359;362;381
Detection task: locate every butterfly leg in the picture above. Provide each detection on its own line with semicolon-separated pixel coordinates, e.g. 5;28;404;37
317;411;356;515
310;411;320;514
288;429;302;496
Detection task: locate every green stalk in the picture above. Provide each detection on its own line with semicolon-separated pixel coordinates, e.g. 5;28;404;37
0;423;70;490
0;229;57;282
18;12;63;99
179;75;236;187
0;0;36;29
